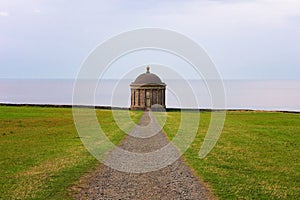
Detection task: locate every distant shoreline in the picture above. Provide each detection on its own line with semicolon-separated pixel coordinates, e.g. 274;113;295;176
1;103;299;114
1;79;299;113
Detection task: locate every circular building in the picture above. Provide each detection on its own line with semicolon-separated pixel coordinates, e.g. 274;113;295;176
130;66;166;110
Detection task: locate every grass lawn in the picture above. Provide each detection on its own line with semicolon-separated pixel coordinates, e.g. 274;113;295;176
0;105;143;199
162;111;300;199
1;105;299;199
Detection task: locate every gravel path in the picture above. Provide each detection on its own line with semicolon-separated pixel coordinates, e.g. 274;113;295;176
75;112;212;200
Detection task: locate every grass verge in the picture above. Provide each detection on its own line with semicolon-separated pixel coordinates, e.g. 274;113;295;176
0;105;143;199
161;111;300;199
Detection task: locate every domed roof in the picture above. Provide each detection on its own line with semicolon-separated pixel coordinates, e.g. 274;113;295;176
133;66;164;85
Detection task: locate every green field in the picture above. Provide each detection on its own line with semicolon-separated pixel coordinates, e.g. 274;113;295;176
0;105;142;199
162;111;300;199
1;106;299;199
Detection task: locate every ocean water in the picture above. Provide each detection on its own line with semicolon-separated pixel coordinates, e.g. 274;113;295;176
0;79;299;112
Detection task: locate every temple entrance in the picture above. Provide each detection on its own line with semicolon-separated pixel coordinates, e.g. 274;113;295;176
146;98;151;109
146;90;151;109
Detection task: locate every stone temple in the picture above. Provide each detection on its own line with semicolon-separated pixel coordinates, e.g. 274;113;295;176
130;66;166;110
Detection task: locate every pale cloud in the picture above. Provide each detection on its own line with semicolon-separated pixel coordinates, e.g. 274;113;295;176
138;0;300;35
0;11;9;17
33;8;41;13
0;0;299;79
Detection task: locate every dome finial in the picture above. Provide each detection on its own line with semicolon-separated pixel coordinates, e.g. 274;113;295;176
146;65;150;73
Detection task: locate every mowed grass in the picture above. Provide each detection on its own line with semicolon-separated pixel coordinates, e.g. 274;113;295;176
162;111;300;199
1;106;299;199
0;105;143;199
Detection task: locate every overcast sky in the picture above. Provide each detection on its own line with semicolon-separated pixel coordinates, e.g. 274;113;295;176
1;0;300;79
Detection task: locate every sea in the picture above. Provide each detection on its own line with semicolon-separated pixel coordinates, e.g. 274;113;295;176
0;79;299;112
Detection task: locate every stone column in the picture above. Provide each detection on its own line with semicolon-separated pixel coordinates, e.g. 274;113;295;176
130;89;132;107
151;89;153;107
135;90;139;106
133;90;135;106
156;89;160;104
144;89;146;107
138;89;140;107
163;89;165;107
